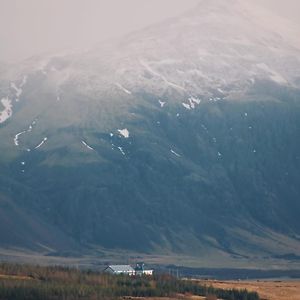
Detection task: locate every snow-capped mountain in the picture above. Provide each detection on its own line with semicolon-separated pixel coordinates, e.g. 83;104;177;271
1;0;300;126
0;0;300;267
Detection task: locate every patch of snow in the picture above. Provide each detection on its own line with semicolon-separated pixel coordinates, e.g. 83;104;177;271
10;76;27;102
253;149;257;153
11;83;22;98
201;124;208;131
118;128;130;138
81;140;94;150
21;161;25;165
158;100;166;107
176;113;180;117
140;59;185;91
217;152;222;157
152;58;181;66
35;137;47;149
270;73;288;84
118;146;125;156
14;119;37;146
256;63;287;84
183;96;201;110
110;133;114;137
189;101;195;109
189;96;201;105
28;120;36;129
0;97;13;123
209;97;222;103
14;130;27;146
115;83;132;95
21;75;27;86
182;103;191;110
167;81;185;91
170;149;181;157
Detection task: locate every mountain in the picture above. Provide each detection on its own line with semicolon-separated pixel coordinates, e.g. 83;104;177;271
0;0;300;267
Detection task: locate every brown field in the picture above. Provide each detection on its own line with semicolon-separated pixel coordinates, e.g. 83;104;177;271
197;280;300;300
0;274;33;281
123;297;205;300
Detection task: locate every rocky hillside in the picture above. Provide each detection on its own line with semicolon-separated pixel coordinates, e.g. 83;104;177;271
0;0;300;265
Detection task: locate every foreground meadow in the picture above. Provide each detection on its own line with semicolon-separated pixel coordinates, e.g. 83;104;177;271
197;280;300;300
0;263;258;300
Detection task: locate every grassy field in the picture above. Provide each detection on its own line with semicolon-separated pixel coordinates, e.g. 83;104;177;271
0;263;259;300
1;247;300;271
197;280;300;300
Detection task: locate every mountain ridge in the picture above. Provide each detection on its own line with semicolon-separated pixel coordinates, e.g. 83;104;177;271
0;1;300;267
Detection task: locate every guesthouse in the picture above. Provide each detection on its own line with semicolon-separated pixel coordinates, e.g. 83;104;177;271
104;265;135;276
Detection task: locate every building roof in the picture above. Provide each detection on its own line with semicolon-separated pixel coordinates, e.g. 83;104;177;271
107;265;135;272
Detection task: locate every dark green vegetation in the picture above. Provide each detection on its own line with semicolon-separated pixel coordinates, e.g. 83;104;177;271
1;0;300;268
0;263;259;300
171;266;300;280
0;79;300;263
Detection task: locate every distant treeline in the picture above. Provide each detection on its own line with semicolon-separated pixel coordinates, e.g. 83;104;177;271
168;265;300;280
0;263;259;300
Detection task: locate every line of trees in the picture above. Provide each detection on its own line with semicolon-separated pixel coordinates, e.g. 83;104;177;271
0;263;259;300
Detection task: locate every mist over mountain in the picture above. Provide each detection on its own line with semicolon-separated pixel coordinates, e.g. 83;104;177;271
0;0;300;267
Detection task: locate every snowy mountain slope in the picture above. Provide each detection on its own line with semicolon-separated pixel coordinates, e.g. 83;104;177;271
1;0;300;130
0;0;300;265
79;0;300;95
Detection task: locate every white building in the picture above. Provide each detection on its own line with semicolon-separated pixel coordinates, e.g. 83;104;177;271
104;263;154;276
104;265;135;276
134;262;154;276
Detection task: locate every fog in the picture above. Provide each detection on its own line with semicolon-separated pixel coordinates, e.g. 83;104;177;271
0;0;299;63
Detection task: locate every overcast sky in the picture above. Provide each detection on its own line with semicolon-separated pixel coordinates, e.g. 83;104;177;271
0;0;299;63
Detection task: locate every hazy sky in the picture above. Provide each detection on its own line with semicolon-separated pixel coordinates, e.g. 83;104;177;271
0;0;299;63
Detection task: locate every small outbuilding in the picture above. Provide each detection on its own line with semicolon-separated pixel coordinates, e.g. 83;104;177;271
134;262;154;276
